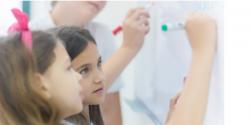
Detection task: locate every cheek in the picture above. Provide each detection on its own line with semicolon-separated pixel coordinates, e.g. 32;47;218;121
64;72;76;84
61;71;80;93
80;79;92;97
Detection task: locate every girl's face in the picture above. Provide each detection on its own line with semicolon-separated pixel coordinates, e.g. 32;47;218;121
41;42;83;118
71;42;106;105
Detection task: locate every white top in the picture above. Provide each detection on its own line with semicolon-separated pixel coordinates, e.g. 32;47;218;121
29;13;123;93
133;1;223;125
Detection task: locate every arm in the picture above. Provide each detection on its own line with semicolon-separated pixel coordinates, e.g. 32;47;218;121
101;8;150;125
166;12;217;125
102;8;150;89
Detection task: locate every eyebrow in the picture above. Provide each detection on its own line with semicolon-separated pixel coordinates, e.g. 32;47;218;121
76;63;90;71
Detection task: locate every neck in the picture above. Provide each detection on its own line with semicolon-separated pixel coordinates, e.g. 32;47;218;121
82;104;91;124
83;105;89;114
50;10;85;27
83;103;90;118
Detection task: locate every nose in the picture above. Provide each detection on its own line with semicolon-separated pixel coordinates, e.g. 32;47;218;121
94;70;105;84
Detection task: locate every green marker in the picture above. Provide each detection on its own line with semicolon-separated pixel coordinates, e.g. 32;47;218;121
161;22;185;32
161;24;168;31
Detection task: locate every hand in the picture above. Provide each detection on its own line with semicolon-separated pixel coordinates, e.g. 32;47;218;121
122;7;150;51
166;91;182;123
185;12;217;54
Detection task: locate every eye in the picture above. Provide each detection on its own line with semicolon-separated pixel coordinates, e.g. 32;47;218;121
97;58;102;70
79;67;89;75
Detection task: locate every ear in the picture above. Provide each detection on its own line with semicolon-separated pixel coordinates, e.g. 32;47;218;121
34;73;51;99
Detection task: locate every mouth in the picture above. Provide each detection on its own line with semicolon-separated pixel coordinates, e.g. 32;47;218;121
93;87;104;95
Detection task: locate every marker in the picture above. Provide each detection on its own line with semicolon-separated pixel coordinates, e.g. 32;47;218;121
112;2;154;36
112;26;122;35
161;22;185;32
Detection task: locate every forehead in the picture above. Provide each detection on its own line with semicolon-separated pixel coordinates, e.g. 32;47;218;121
71;43;100;67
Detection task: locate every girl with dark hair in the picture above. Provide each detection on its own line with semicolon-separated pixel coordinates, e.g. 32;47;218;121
50;26;105;125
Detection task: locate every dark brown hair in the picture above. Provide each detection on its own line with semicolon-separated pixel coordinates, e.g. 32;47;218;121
49;26;104;125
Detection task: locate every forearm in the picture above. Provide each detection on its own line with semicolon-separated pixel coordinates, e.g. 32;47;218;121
166;50;215;125
102;45;139;89
101;8;149;89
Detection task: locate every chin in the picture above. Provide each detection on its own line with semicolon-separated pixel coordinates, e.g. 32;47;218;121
90;97;106;105
64;105;83;118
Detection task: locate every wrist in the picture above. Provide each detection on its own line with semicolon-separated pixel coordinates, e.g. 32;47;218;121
121;40;143;52
120;43;141;55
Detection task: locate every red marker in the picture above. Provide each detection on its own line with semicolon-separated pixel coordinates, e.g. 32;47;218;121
112;25;122;35
112;2;154;36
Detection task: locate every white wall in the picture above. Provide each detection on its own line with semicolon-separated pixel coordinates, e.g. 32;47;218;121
0;1;21;36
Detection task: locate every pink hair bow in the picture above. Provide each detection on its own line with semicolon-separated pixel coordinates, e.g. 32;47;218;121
8;8;32;51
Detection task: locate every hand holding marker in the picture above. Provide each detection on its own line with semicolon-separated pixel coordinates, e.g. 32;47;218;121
112;2;185;35
112;2;154;35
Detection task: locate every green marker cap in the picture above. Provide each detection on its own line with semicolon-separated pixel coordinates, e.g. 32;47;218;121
161;24;168;31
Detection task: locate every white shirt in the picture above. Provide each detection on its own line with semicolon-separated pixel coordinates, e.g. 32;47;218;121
133;1;223;125
29;13;123;93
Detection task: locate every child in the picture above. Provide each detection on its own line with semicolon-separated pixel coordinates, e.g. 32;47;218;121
0;9;83;125
50;26;105;125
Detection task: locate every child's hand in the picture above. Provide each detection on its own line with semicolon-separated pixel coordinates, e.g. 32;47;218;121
185;12;217;54
166;91;182;123
122;8;150;51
